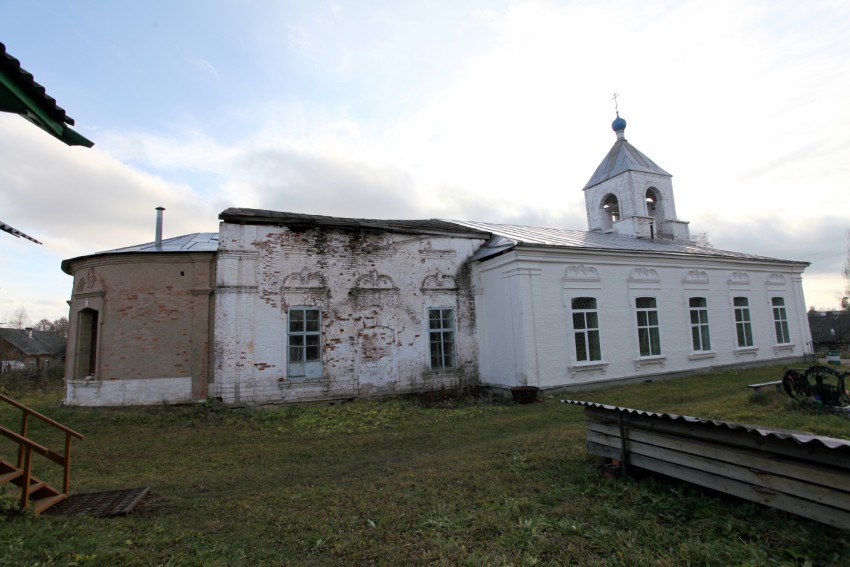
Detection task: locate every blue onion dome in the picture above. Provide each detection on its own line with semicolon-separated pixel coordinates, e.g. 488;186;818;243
611;114;627;132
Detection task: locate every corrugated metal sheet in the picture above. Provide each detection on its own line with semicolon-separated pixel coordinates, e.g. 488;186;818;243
562;399;850;452
0;41;75;126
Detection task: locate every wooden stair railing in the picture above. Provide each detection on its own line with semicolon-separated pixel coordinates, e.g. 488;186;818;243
0;393;84;514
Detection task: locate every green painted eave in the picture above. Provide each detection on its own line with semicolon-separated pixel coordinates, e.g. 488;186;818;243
0;70;93;147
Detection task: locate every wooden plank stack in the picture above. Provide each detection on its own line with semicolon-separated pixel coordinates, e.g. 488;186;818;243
563;400;850;530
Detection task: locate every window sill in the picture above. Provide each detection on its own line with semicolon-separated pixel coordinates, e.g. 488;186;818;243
633;356;666;370
688;351;716;361
734;347;759;357
773;343;795;354
569;361;609;374
424;368;460;377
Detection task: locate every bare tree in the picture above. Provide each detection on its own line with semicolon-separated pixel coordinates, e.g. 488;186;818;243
690;231;713;248
6;307;30;329
51;316;69;338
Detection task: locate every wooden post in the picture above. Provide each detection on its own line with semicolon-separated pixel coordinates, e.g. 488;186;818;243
19;446;33;510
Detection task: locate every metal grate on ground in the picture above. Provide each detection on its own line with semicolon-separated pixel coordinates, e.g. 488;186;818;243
45;487;150;517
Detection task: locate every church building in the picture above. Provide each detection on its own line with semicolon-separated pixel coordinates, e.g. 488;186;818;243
62;116;812;406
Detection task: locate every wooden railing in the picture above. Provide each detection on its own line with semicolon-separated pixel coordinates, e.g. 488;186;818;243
0;393;84;512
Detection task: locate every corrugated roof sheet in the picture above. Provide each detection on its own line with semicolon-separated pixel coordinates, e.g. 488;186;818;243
0;42;74;125
0;41;93;147
0;328;65;357
583;138;671;190
562;399;850;451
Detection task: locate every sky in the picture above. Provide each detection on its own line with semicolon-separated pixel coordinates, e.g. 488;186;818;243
1;0;849;325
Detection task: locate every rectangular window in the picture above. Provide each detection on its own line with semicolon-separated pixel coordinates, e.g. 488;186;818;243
429;308;455;369
689;297;711;351
572;297;602;362
288;307;322;379
733;297;754;347
636;297;661;357
772;297;791;344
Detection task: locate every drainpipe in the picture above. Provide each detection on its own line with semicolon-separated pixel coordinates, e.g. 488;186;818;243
155;206;165;248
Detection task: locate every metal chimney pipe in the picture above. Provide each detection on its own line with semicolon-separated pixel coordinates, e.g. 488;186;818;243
155;206;165;248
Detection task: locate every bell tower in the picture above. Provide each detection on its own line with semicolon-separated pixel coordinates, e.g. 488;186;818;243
583;114;689;241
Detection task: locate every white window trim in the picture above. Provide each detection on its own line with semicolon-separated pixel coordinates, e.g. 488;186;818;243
635;296;662;358
570;296;603;364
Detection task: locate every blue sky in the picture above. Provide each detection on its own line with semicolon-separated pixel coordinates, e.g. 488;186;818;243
1;0;849;324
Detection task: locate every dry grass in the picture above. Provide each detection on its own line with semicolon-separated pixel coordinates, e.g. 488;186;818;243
1;364;849;566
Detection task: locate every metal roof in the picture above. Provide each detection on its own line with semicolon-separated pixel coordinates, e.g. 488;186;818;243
809;312;850;343
583;138;670;190
219;208;491;239
0;41;93;147
0;328;65;357
0;219;41;244
562;399;850;452
104;232;220;254
61;233;219;274
62;209;808;276
446;219;802;264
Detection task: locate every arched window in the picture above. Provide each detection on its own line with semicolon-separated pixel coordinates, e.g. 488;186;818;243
601;194;619;229
645;187;663;227
74;308;99;379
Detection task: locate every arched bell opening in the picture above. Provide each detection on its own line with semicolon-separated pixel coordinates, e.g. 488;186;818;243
601;194;620;230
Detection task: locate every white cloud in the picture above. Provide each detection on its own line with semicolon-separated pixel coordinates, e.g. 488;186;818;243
2;0;849;319
188;57;219;77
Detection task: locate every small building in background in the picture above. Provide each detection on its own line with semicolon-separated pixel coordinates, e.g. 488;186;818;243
808;311;850;354
0;327;65;377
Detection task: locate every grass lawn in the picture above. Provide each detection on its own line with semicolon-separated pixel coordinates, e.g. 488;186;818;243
2;364;850;566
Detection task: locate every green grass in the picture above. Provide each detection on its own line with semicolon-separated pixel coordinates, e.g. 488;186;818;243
2;365;850;566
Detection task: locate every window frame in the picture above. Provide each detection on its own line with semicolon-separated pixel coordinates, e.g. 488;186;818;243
571;297;602;362
428;307;456;370
635;296;661;357
733;297;754;348
287;307;323;380
771;297;791;344
688;297;711;352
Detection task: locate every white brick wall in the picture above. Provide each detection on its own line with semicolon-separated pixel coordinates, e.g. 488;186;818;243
212;222;485;404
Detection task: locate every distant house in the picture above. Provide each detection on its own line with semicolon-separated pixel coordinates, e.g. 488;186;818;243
808;311;850;352
61;115;813;406
0;327;65;376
